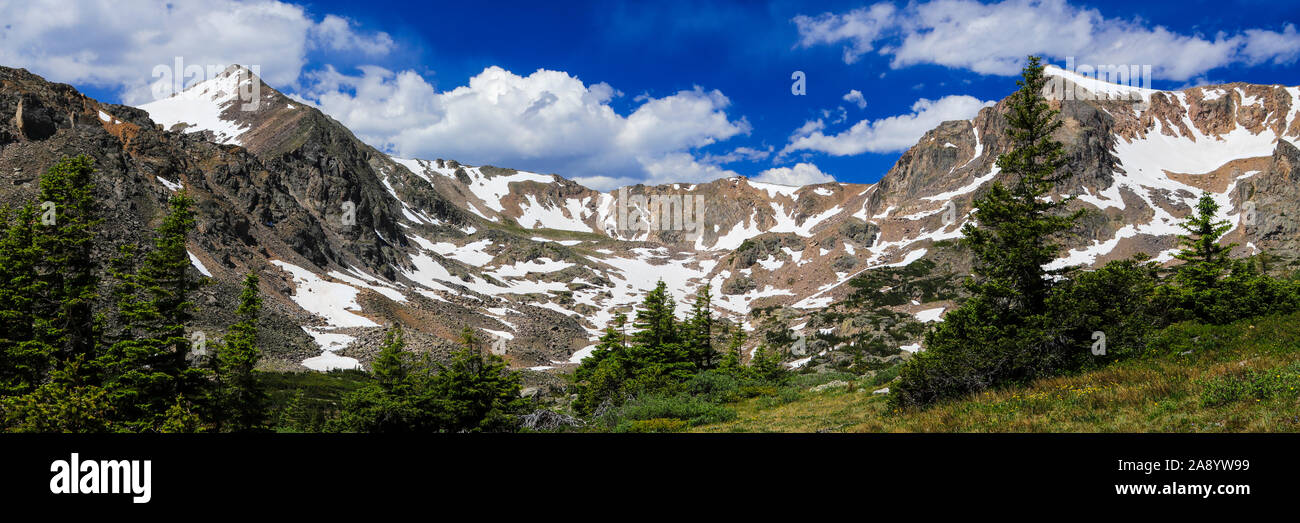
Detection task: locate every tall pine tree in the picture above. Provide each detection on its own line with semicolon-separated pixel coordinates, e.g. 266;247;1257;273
100;191;208;431
573;312;630;415
0;204;50;394
961;56;1083;313
892;56;1084;408
331;324;428;433
333;325;525;432
215;272;269;432
141;191;202;382
1;157;111;431
33;155;100;366
100;243;173;430
685;284;716;369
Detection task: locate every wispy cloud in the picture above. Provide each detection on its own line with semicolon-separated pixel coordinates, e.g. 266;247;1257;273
843;89;867;109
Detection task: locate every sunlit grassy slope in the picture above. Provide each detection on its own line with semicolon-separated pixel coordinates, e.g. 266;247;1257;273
693;311;1300;433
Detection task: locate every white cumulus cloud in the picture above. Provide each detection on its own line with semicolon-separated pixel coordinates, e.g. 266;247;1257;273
301;65;751;190
753;162;837;186
0;0;394;104
783;95;993;156
794;0;1300;81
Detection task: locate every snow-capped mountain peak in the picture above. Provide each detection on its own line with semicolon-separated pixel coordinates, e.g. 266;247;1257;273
139;64;281;146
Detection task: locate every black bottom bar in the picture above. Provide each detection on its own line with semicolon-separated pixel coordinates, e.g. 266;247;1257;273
2;433;1293;513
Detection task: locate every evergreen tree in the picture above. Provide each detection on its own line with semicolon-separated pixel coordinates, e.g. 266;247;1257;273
371;323;410;393
99;192;207;431
33;156;101;366
333;325;524;432
1;157;112;432
99;244;174;430
718;324;746;372
961;56;1082;313
1173;192;1235;292
1157;192;1299;323
215;272;269;432
158;395;203;433
627;280;692;385
573;312;630;415
748;344;787;383
0;204;51;394
140;192;202;384
430;328;526;432
573;282;738;415
685;285;717;369
631;281;679;349
892;57;1084;408
331;324;429;432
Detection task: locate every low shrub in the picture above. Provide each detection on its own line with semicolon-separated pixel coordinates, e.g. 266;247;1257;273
618;394;736;425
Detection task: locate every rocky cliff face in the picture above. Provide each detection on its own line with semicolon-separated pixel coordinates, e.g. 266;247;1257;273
2;63;1297;374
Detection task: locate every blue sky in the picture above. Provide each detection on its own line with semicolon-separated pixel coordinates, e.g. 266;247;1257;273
3;0;1298;188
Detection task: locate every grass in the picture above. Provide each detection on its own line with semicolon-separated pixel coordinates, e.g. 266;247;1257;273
692;311;1300;433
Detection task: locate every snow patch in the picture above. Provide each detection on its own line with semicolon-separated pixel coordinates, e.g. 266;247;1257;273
914;307;945;323
271;260;379;328
187;250;212;277
157;176;182;192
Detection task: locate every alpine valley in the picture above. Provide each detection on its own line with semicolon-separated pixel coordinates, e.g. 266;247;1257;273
3;62;1298;393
